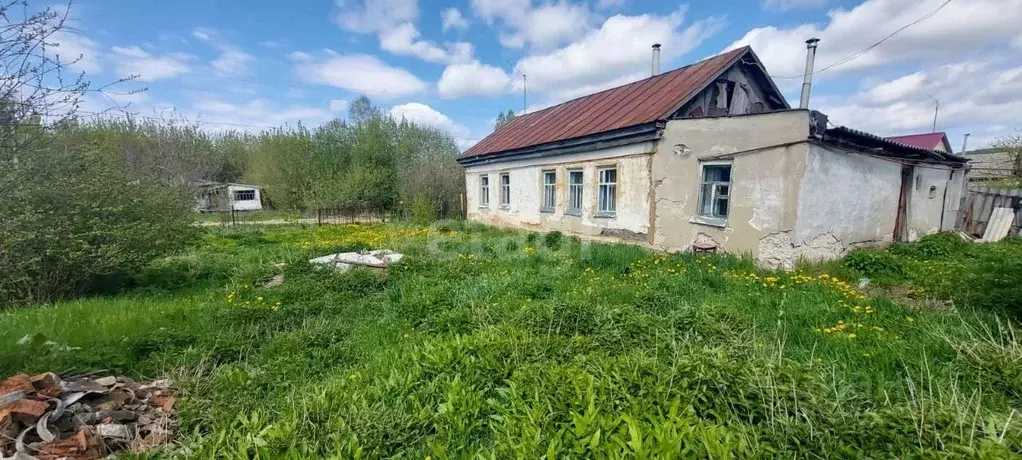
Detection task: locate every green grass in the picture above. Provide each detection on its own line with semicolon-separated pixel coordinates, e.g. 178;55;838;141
1;223;1020;457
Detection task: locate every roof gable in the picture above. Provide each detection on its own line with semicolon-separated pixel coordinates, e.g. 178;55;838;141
460;46;786;162
885;132;952;152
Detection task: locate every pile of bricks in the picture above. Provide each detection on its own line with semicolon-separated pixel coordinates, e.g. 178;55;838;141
0;372;178;459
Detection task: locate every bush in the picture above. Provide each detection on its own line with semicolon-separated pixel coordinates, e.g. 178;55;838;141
0;140;195;307
543;231;563;249
890;232;966;259
843;249;904;281
410;196;438;225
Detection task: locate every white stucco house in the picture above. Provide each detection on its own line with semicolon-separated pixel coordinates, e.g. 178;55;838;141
457;46;969;268
194;181;264;212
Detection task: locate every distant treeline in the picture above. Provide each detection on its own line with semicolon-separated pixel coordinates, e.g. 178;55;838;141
0;95;466;306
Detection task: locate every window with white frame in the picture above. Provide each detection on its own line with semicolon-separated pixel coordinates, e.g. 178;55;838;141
597;167;617;215
479;175;490;207
500;173;511;207
541;170;556;211
698;163;731;220
568;170;583;215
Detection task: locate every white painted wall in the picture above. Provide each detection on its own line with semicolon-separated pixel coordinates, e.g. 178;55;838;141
907;165;954;240
795;144;901;247
227;185;262;211
464;142;654;237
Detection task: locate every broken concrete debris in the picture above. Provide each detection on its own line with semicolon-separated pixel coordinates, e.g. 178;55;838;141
309;249;404;272
0;372;178;459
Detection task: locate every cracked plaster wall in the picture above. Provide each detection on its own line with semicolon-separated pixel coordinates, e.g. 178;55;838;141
464;142;653;236
650;110;811;258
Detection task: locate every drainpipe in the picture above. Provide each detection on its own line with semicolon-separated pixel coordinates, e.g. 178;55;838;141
960;133;970;154
799;38;820;109
651;43;661;76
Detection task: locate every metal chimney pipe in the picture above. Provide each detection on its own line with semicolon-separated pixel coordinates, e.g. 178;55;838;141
961;133;970;154
799;38;820;109
651;43;661;76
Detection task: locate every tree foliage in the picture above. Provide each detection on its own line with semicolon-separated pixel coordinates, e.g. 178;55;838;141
991;129;1022;177
495;109;517;130
0;1;194;307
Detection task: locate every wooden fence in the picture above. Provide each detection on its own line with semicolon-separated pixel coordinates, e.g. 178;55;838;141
958;185;1022;237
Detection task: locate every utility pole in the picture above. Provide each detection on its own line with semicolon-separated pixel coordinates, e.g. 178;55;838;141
925;93;939;132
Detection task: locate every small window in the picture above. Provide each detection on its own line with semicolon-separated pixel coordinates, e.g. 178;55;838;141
568;170;583;215
479;175;490;207
597;167;617;216
541;170;556;212
500;173;510;207
699;163;731;220
234;190;256;201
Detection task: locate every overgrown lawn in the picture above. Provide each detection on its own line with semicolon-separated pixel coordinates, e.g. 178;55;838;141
1;223;1019;457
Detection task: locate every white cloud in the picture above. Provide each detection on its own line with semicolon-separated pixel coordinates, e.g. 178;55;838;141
109;46;191;82
472;0;530;23
817;58;1022;142
515;7;723;103
192;29;211;41
330;99;349;112
191;97;335;130
337;0;473;63
389;102;471;138
473;0;593;50
438;61;511;98
508;2;593;50
211;48;254;77
761;0;828;12
50;31;102;74
378;23;474;63
1012;33;1022;51
596;0;626;8
442;7;469;32
335;0;418;33
293;52;426;98
726;0;1022;79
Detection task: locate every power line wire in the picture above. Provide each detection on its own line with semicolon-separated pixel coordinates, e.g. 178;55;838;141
774;0;953;79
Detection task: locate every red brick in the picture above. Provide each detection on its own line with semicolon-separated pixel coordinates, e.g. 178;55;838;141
29;373;61;398
0;398;49;424
0;374;35;397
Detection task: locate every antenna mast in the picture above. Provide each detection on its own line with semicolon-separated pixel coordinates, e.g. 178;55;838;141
522;74;527;114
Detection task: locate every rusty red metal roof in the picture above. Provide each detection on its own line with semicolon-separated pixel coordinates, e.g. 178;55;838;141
461;47;752;160
884;132;950;151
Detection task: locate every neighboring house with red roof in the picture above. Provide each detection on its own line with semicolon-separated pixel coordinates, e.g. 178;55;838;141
457;47;969;268
885;132;953;153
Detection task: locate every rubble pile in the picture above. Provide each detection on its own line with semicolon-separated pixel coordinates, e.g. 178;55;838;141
0;372;178;459
309;249;404;273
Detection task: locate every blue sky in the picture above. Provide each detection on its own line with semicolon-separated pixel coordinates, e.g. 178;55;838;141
57;0;1022;150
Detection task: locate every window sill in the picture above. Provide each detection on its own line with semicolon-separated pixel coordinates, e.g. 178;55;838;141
540;207;555;214
499;205;510;210
478;206;489;211
594;211;616;219
689;215;727;228
565;209;582;217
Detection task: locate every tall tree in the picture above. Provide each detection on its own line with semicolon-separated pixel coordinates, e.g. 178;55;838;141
495;109;517;130
991;129;1022;177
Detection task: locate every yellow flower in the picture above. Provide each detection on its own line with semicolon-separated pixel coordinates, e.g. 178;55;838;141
847;333;857;339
